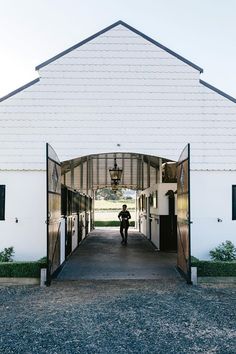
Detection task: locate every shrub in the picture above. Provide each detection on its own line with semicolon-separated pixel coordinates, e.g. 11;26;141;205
0;261;47;278
0;247;14;262
191;260;236;277
209;240;236;262
38;256;47;263
94;220;135;227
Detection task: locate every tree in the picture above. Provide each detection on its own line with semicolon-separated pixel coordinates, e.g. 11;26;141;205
209;240;236;261
0;247;14;262
96;188;123;200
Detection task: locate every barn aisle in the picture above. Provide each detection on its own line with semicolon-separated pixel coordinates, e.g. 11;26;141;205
56;229;180;281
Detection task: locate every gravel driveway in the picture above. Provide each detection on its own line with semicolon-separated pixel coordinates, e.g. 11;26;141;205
0;280;235;353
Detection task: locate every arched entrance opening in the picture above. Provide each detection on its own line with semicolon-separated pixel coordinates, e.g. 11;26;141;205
46;146;190;285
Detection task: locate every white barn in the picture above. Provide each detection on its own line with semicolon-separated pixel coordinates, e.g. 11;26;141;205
0;21;236;281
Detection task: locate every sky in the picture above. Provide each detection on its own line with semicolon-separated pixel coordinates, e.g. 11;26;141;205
0;0;235;98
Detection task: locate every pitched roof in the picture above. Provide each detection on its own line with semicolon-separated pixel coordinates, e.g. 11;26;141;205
35;20;204;73
199;79;236;103
1;21;235;104
0;78;40;103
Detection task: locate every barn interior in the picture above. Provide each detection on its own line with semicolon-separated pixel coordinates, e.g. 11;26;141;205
51;152;179;281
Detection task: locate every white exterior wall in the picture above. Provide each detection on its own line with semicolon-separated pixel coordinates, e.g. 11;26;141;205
0;24;235;171
191;171;236;260
0;22;236;260
0;171;46;260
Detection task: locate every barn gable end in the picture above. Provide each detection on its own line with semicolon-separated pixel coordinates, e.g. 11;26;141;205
0;21;235;171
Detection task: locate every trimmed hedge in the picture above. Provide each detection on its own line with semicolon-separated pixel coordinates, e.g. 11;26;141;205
95;208;136;211
94;220;135;227
0;261;47;278
192;261;236;277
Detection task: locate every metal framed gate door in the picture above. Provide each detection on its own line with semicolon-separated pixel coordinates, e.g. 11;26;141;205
176;144;191;283
46;143;61;285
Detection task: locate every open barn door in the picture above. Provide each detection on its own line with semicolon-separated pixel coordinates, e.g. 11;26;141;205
46;143;61;285
177;144;191;283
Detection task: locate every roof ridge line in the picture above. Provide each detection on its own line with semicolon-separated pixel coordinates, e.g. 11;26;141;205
35;20;203;73
0;78;40;103
199;79;236;103
119;21;203;73
35;21;123;70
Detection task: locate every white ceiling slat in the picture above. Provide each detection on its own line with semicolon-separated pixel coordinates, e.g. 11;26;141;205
62;152;161;192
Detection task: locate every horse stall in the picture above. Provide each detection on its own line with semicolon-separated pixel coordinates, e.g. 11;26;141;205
61;185;92;259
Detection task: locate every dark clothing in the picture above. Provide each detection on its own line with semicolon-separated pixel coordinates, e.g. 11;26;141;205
120;224;129;243
118;210;131;244
118;210;131;227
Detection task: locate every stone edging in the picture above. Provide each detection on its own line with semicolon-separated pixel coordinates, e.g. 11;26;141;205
198;276;236;284
0;277;39;285
191;266;236;285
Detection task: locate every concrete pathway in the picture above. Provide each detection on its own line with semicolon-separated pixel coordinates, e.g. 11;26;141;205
57;228;180;281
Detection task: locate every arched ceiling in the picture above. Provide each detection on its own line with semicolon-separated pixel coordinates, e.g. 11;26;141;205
61;152;172;193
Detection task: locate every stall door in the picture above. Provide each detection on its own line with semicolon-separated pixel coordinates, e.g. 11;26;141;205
46;143;61;284
177;144;191;283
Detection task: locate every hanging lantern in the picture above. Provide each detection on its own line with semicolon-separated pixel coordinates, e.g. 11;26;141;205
109;158;123;186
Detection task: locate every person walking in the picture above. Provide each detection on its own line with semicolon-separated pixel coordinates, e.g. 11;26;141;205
118;204;131;245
